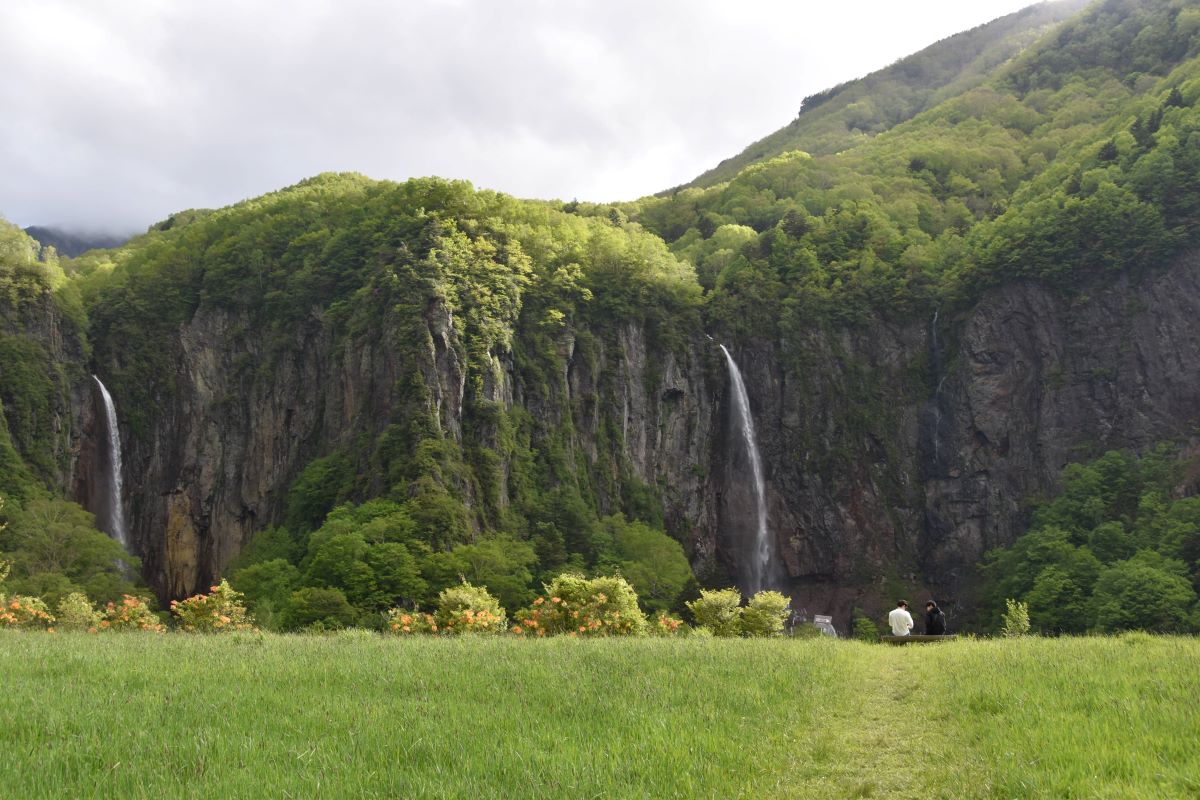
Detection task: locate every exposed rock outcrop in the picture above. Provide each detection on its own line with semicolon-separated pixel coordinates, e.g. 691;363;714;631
67;255;1200;629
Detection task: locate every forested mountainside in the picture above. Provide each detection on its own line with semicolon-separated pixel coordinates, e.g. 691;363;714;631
679;0;1090;189
3;0;1200;631
23;227;129;259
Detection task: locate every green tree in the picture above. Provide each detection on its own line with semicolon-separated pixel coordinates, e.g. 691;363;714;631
1091;552;1197;633
604;515;692;613
281;587;358;631
0;498;139;605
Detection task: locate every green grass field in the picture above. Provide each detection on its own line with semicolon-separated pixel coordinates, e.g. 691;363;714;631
1;632;1197;799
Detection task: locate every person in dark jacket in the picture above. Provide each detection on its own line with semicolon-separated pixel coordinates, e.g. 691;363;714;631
925;601;947;635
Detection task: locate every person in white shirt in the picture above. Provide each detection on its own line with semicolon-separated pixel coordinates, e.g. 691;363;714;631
888;600;914;636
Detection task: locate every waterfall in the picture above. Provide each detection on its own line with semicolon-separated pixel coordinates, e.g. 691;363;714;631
719;345;773;595
929;310;947;465
93;376;128;548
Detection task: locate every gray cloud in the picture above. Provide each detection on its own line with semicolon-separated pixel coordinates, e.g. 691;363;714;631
1;0;1043;232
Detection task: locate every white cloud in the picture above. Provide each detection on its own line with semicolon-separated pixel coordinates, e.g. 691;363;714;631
0;0;1056;231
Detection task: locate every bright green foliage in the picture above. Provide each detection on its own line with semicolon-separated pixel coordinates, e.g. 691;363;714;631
54;592;101;631
170;579;255;633
740;590;790;637
603;514;692;614
420;535;535;613
515;573;646;637
279;587;358;631
1091;551;1198;633
1000;599;1031;638
852;608;880;642
432;581;507;634
983;446;1200;634
0;497;140;606
687;588;743;637
229;558;301;624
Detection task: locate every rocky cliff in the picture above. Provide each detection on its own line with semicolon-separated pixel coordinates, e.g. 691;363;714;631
79;250;1200;631
0;284;95;507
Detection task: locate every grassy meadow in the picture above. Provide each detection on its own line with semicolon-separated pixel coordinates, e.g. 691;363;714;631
1;632;1197;799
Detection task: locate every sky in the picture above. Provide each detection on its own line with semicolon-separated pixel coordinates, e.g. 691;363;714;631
1;0;1053;233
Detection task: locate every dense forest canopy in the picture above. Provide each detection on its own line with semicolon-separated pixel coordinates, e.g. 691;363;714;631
3;0;1200;629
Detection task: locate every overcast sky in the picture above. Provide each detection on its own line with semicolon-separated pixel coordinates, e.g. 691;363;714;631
1;0;1055;233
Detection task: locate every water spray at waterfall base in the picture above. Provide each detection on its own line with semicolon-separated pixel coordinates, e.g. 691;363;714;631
93;375;129;549
719;345;776;595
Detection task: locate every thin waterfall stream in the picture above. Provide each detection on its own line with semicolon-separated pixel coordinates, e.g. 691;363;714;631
719;345;773;595
93;375;129;549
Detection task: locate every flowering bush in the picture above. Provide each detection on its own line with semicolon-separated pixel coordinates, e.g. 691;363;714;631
170;580;255;633
99;595;164;632
514;573;647;637
434;582;507;634
649;612;686;636
1;595;55;629
56;592;102;632
741;591;790;637
687;588;743;636
384;608;437;635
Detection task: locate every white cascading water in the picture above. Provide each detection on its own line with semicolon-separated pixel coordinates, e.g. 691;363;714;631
93;376;128;548
719;345;772;594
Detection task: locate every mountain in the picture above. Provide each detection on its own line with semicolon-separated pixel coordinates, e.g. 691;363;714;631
22;226;130;258
676;0;1091;190
3;0;1200;631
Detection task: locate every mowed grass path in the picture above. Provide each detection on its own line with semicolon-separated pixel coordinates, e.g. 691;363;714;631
1;633;1197;799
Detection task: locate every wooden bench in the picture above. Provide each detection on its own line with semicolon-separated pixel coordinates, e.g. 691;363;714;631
881;635;958;645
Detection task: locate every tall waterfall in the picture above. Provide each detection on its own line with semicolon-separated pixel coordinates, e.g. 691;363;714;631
719;345;773;595
93;376;128;548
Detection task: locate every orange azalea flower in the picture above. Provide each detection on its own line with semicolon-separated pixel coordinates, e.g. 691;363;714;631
551;597;561;604
533;597;544;606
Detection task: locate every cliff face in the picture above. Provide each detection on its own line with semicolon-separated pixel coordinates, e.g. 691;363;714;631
746;253;1200;623
107;299;722;601
77;255;1200;625
0;286;94;506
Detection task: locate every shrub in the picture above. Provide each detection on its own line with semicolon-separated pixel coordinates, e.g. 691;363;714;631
1;594;55;629
1000;598;1031;638
649;612;686;636
99;595;164;632
434;582;507;634
741;591;789;637
791;622;823;639
170;580;256;633
55;592;101;631
687;588;742;637
515;573;647;637
384;608;437;634
281;587;358;631
852;608;879;642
